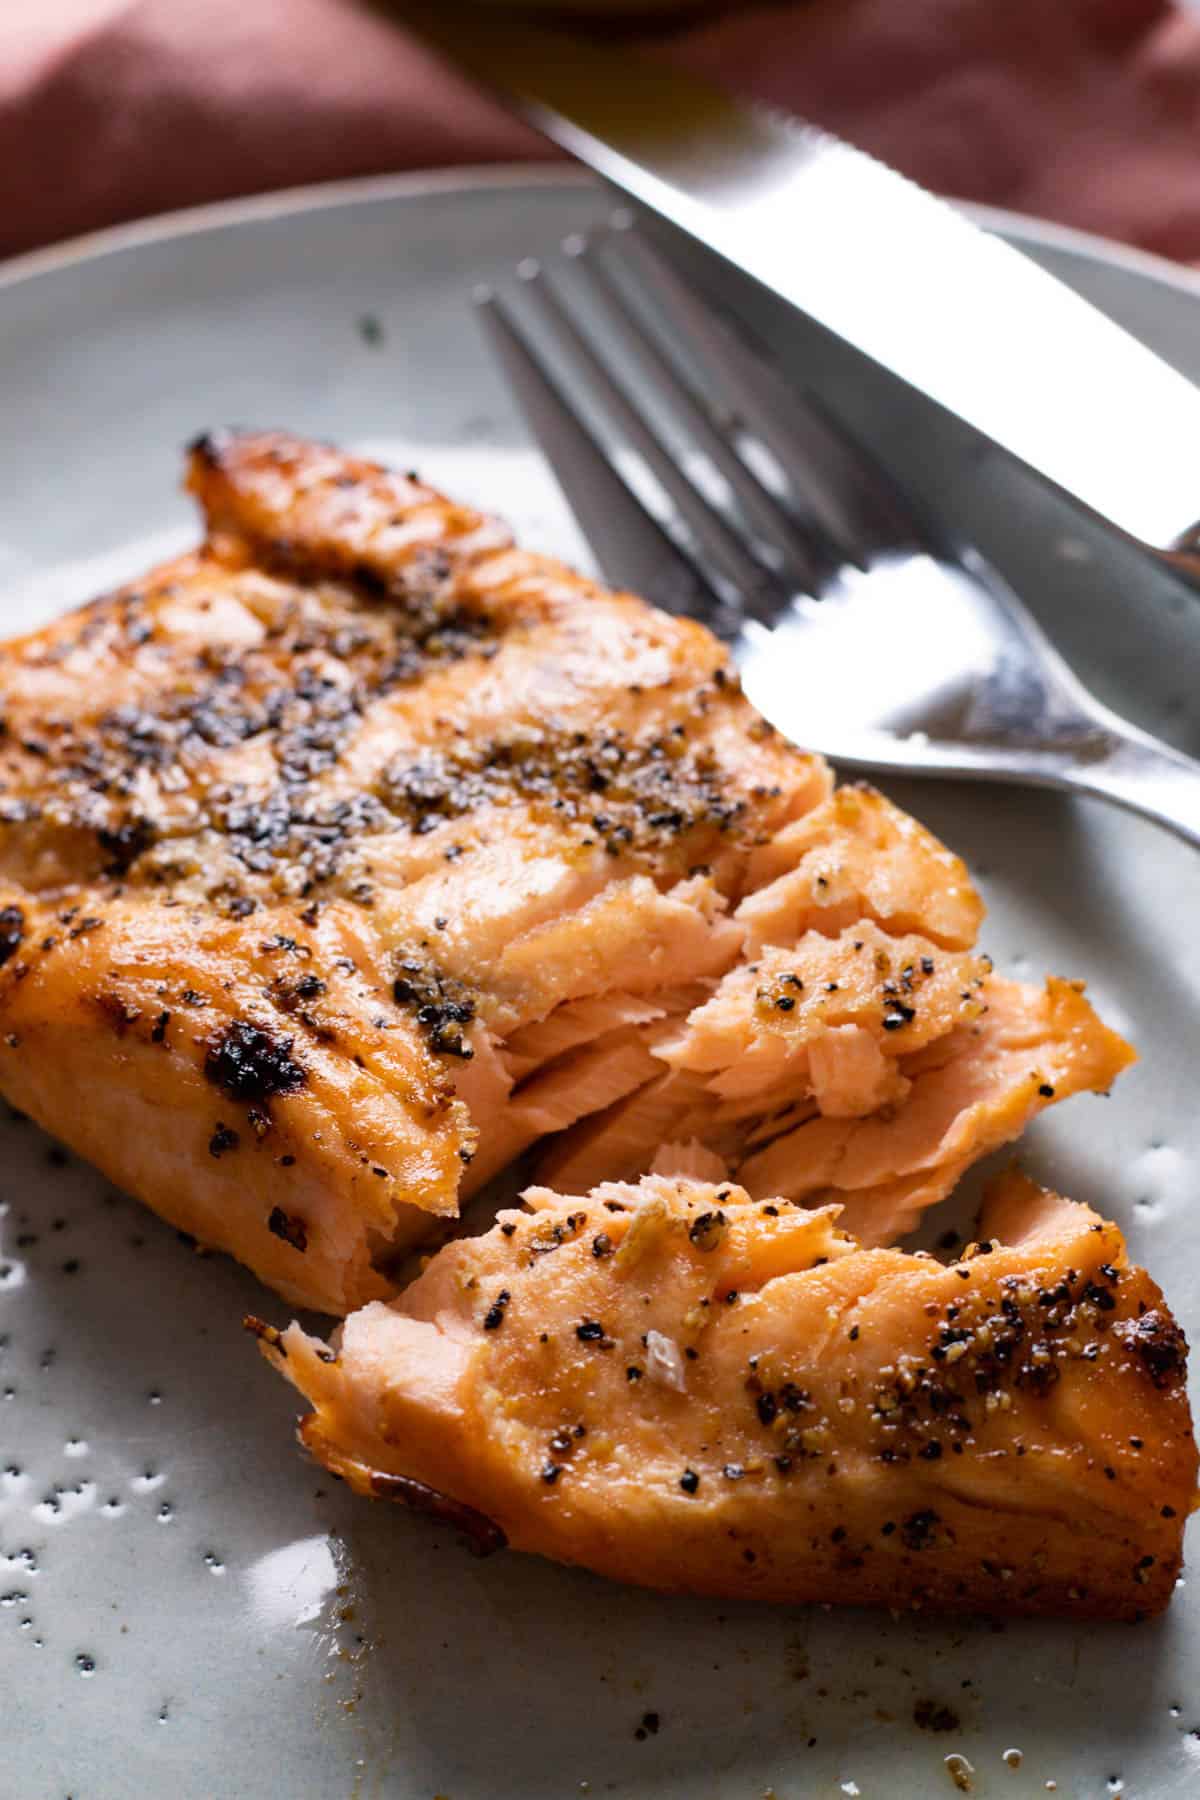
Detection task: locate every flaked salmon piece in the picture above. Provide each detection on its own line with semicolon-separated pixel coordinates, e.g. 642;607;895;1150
739;786;985;954
257;1168;1197;1619
738;976;1135;1243
508;1033;665;1137
488;875;743;1034
501;993;670;1083
658;923;989;1116
467;989;724;1193
740;1099;822;1151
539;968;1131;1239
0;432;838;1310
538;1066;724;1193
460;1029;667;1199
649;1140;731;1182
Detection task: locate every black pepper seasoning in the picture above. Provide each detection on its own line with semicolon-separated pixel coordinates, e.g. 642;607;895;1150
208;1122;239;1158
482;1290;511;1331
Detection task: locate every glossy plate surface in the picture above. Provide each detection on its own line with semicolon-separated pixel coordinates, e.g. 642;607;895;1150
2;169;1200;1799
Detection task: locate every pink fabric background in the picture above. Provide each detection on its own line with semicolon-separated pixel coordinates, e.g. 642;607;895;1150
4;1;1200;263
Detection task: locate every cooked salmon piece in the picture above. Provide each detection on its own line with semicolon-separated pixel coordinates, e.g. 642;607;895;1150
539;1066;723;1193
0;432;829;1310
256;1168;1196;1619
0;430;1133;1310
541;971;1132;1235
501;993;671;1082
656;923;991;1115
649;1140;730;1182
0;892;479;1309
737;976;1135;1242
739;785;985;955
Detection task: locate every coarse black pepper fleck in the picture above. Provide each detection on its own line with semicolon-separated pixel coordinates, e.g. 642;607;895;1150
482;1290;511;1331
900;1509;942;1551
208;1122;239;1158
266;1207;308;1253
205;1021;306;1104
0;906;24;967
688;1210;726;1251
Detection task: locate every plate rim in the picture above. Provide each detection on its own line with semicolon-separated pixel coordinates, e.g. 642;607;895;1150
5;160;1200;311
5;160;1200;1800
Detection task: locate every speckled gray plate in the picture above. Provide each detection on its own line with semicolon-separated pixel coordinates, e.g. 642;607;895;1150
3;169;1200;1800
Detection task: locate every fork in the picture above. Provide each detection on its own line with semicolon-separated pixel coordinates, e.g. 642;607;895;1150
475;225;1200;850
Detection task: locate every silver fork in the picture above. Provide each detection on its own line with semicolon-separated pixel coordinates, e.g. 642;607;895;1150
475;225;1200;850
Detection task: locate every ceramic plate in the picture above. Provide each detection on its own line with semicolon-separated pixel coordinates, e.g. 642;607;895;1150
3;169;1200;1800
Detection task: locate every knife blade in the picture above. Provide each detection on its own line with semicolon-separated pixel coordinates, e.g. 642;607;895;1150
400;6;1200;560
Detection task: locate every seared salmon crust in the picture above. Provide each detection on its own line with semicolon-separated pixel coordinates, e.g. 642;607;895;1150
2;430;1189;1620
261;1170;1197;1620
0;432;1131;1312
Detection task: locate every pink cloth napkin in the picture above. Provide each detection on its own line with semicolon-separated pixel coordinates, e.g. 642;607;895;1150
4;0;1200;263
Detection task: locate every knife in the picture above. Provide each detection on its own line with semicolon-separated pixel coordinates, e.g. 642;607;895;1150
399;6;1200;567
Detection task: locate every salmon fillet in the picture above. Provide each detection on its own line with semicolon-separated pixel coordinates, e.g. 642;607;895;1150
256;1168;1196;1619
0;433;825;1309
0;431;1131;1311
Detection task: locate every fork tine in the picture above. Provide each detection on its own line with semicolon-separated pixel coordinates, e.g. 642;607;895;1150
780;382;946;551
474;286;737;631
516;260;790;614
562;233;828;593
605;224;918;566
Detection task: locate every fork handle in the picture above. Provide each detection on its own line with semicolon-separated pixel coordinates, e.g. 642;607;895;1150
1069;727;1200;850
